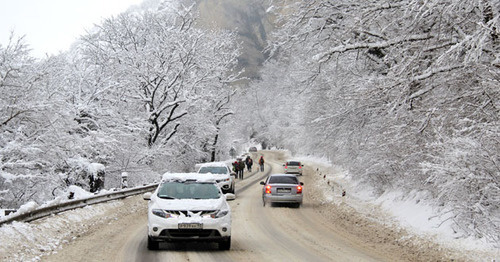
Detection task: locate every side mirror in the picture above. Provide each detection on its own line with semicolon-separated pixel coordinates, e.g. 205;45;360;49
282;164;285;166
143;192;152;200
300;182;304;186
230;172;236;177
260;181;265;185
224;193;236;201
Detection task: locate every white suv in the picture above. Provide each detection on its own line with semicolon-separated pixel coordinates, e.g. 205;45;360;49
143;173;235;250
196;162;235;194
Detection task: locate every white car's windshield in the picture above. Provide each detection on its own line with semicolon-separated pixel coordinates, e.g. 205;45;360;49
158;182;220;199
198;166;228;174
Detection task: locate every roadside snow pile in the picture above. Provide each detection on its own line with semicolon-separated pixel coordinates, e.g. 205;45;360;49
66;185;94;198
40;185;95;208
294;153;500;261
0;185;101;224
374;190;458;238
371;190;500;258
0;201;40;224
0;198;128;261
87;163;105;178
12;201;39;215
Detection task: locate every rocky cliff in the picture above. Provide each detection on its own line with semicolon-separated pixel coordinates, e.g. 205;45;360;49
196;0;274;80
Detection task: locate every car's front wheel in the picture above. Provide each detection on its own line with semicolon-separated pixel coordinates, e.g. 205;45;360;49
218;237;231;250
147;236;159;250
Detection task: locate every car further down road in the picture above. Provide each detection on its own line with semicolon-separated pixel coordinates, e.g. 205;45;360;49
260;173;303;208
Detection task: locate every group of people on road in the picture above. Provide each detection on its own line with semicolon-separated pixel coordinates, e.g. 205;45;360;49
232;155;265;179
233;158;245;179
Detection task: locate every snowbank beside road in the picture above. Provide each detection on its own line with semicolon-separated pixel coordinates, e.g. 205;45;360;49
293;152;499;261
0;196;144;262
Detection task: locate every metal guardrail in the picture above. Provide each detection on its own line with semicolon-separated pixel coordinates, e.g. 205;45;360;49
0;183;158;227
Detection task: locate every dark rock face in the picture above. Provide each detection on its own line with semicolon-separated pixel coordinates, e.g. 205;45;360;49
196;0;275;80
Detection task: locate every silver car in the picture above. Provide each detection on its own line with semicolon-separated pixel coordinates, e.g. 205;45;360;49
260;174;303;208
283;161;304;175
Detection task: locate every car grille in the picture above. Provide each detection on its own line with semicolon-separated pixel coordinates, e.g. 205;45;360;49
165;210;215;217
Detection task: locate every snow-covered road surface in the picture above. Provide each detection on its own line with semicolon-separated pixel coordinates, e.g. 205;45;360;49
1;151;492;261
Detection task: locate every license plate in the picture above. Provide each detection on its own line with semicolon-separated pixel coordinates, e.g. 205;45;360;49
277;188;291;193
178;223;203;229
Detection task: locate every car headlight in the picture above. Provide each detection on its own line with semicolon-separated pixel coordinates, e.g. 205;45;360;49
206;210;229;218
152;209;172;218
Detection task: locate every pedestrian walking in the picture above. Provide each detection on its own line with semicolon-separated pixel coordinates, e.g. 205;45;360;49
232;160;239;176
238;158;245;179
258;156;265;172
245;156;253;172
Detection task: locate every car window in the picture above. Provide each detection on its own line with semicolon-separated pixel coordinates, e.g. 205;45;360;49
268;176;299;184
287;161;301;166
158;182;220;199
198;166;228;174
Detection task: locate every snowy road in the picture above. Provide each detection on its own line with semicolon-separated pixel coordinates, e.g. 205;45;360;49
35;151;453;262
116;153;385;262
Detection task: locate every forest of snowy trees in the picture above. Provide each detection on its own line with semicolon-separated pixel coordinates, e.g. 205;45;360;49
0;1;241;207
0;0;498;243
240;0;499;242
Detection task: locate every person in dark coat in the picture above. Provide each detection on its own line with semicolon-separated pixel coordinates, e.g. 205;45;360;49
258;156;265;172
232;160;239;174
238;159;245;179
245;156;253;172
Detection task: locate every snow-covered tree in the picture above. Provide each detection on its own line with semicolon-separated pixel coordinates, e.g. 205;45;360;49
0;36;78;207
249;0;500;240
0;1;241;208
77;2;241;170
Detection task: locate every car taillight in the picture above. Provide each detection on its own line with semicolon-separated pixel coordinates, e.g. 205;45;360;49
296;185;302;194
265;185;272;194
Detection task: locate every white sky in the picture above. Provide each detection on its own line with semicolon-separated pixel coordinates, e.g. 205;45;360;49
0;0;144;58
